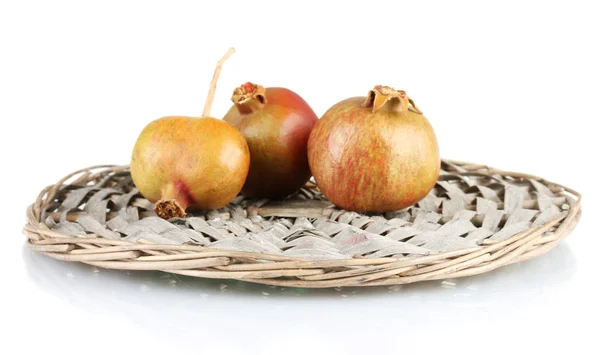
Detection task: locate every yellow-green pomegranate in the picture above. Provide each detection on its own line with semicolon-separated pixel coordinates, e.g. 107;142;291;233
131;116;249;218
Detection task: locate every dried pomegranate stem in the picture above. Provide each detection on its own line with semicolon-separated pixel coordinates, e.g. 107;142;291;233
154;182;192;219
154;199;186;219
362;85;422;115
202;47;236;117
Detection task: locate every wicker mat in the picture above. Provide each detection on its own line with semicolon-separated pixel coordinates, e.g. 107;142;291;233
23;160;581;288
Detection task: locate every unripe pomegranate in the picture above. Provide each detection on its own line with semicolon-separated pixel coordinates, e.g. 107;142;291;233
307;85;440;213
224;83;317;198
131;48;250;219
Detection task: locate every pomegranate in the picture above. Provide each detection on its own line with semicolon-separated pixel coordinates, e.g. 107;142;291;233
307;85;440;213
223;83;318;198
131;48;250;219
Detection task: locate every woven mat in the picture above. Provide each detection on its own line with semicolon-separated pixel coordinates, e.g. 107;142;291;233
24;160;581;288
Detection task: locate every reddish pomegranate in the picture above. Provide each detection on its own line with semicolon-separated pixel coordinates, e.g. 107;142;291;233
307;85;440;213
223;83;318;198
131;48;250;219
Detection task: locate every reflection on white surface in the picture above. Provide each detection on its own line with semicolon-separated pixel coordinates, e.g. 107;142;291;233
23;244;577;353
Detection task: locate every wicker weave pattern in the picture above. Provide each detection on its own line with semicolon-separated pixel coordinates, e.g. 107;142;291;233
23;160;581;288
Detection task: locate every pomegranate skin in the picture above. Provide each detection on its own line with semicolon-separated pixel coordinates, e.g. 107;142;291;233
131;116;250;212
307;96;440;213
224;86;318;198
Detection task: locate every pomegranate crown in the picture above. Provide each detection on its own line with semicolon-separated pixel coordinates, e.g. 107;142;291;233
362;85;422;115
232;82;267;105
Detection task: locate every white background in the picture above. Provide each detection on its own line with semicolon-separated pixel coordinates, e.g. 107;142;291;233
1;1;598;354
